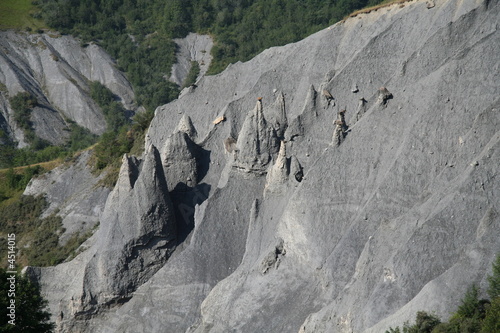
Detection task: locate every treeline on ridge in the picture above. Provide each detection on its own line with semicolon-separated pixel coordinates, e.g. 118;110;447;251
35;0;384;110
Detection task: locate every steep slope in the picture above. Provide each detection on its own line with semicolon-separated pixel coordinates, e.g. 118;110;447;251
0;31;134;146
26;0;499;332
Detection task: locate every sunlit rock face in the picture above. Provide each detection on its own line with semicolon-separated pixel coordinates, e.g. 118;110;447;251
27;0;500;332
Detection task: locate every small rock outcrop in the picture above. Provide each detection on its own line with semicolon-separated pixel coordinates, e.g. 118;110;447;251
265;141;289;192
378;87;393;105
285;85;318;141
337;109;348;132
213;115;226;125
332;109;348;146
265;92;288;139
354;97;368;123
234;98;281;172
322;89;335;107
290;155;304;182
260;238;286;274
224;137;237;153
161;117;200;191
332;119;345;146
175;114;198;140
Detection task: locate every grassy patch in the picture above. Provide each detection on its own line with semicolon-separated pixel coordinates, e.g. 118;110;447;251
0;0;46;31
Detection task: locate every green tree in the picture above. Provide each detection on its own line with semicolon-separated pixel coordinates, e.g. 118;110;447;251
0;268;54;332
163;0;192;37
132;109;154;132
181;61;200;88
66;123;97;151
481;297;500;333
454;285;482;320
102;102;128;132
413;311;441;333
487;254;500;300
94;127;133;170
5;168;19;190
89;81;128;131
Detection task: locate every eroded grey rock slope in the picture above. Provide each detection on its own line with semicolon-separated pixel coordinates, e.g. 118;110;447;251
28;0;499;332
0;31;134;146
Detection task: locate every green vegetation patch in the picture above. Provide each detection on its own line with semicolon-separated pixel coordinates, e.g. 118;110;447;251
385;254;500;333
91;111;153;188
0;268;54;331
0;166;43;204
0;194;94;268
89;81;128;132
9;92;37;136
8;91;57;151
0;0;46;31
182;61;201;89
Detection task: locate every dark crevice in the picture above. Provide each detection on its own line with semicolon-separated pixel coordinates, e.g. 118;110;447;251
171;183;211;246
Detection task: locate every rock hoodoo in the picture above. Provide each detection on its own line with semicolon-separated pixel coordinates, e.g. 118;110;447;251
161;117;201;191
234;98;281;172
378;86;393;106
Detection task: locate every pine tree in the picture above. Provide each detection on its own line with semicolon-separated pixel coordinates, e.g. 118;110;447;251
487;254;500;300
455;285;481;319
481;297;500;333
0;269;54;332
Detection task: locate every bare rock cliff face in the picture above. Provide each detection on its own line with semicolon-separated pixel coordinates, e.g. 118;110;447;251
28;0;499;332
0;31;134;146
